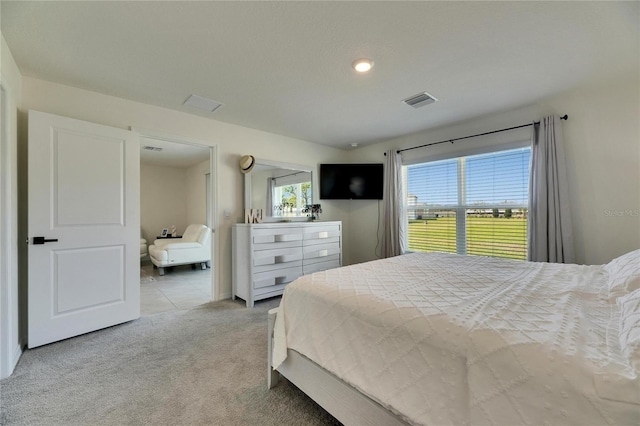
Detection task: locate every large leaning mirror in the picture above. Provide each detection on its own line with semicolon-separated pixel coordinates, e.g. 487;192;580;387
244;158;313;221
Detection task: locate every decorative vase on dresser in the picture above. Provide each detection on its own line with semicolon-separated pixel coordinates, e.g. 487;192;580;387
232;221;342;307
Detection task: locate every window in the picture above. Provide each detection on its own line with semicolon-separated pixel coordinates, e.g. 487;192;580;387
406;147;531;260
273;181;312;217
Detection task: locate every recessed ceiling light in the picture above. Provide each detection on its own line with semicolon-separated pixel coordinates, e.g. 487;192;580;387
352;58;374;73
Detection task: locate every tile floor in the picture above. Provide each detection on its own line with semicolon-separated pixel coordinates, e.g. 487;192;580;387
140;262;212;316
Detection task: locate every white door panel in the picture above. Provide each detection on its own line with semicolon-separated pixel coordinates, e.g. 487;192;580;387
28;110;140;348
53;245;125;313
54;129;125;226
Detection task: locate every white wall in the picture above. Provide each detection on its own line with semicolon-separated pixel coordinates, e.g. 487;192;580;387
18;77;350;309
0;33;23;378
140;164;189;243
186;159;210;227
349;70;640;266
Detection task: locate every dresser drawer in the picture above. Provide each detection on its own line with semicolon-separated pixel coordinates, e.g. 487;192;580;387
303;235;340;246
303;259;341;275
303;242;341;260
253;246;302;267
253;283;288;298
252;227;303;250
302;225;341;245
254;259;302;274
303;253;340;266
253;266;303;290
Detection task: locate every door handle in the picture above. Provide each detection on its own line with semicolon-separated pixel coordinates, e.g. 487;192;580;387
33;236;59;245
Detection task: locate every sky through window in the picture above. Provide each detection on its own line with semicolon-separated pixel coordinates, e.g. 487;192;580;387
407;147;531;206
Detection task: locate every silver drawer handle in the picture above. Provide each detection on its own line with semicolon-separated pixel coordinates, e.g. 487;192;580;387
317;232;329;239
274;234;301;242
275;275;296;285
317;249;328;257
254;275;296;288
274;254;300;263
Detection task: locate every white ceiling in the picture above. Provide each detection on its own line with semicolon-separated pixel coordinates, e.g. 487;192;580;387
2;1;638;149
139;136;210;168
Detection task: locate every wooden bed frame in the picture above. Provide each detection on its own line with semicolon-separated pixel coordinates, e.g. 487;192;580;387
267;308;410;426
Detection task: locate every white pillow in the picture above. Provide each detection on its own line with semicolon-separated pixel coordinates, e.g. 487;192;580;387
618;288;640;371
605;249;640;299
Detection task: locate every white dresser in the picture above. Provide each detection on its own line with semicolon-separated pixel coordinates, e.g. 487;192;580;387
232;221;342;307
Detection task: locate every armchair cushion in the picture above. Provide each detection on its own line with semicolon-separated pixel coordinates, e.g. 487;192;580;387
140;237;148;258
158;242;202;250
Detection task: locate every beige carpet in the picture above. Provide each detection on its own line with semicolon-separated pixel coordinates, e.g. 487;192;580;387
0;299;341;426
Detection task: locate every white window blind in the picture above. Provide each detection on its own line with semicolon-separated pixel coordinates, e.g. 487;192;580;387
406;147;530;260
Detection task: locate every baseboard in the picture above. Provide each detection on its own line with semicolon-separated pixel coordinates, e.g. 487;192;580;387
9;342;22;375
12;342;22;364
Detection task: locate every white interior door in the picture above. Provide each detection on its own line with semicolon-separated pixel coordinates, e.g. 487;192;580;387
28;110;140;348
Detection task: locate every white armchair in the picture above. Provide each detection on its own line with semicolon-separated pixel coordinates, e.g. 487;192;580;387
148;224;211;276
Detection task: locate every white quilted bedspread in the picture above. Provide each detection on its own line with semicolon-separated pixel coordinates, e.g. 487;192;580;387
272;252;640;426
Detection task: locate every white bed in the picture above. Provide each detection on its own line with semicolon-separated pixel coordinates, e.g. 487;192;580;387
268;251;640;426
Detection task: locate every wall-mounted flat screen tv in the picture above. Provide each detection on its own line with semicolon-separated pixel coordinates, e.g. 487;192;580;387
320;163;384;200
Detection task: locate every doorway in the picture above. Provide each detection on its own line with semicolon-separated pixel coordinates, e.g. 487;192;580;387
137;131;217;315
0;82;12;377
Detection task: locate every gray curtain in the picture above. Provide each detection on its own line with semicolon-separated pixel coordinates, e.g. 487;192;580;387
382;149;406;257
528;115;574;263
266;178;275;216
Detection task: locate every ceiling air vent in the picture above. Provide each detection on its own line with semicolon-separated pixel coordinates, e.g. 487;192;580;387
403;92;438;109
143;146;163;152
183;94;224;113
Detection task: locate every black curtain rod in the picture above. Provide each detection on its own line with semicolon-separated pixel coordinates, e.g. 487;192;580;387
272;170;308;180
386;114;568;155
